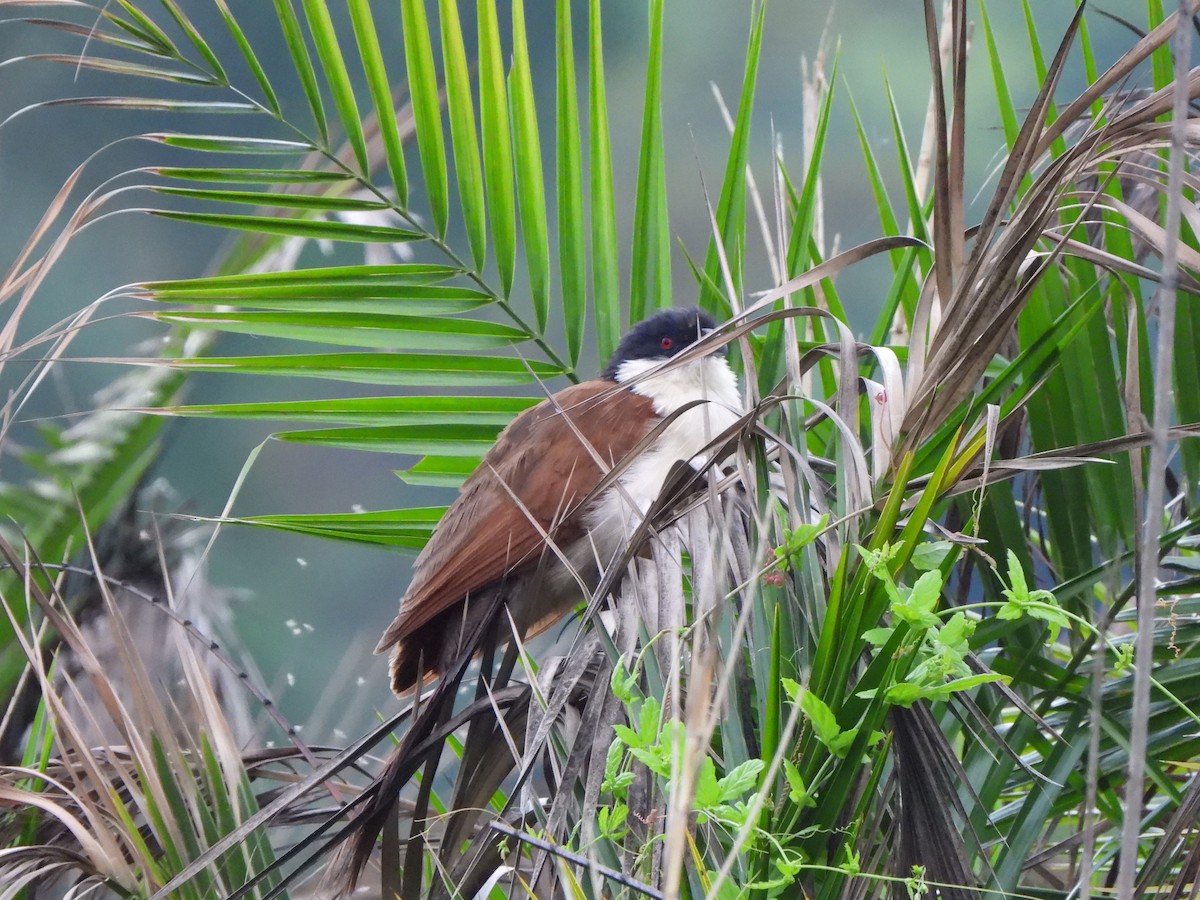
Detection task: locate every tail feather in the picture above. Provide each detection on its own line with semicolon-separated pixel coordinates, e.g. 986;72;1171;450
388;620;442;696
326;588;507;893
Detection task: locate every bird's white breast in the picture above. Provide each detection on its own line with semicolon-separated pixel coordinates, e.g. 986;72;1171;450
580;355;743;567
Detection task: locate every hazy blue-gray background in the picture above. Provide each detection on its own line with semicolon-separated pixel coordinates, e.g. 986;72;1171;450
0;0;1140;735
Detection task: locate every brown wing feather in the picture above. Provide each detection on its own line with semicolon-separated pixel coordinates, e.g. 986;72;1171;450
376;380;655;657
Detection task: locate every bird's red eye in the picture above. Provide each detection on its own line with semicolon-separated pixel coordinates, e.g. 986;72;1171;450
660;337;674;349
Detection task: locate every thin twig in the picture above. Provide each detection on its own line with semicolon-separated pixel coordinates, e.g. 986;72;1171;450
488;820;665;899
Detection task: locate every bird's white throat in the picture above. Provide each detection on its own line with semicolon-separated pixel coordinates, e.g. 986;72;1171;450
613;354;742;424
580;354;743;566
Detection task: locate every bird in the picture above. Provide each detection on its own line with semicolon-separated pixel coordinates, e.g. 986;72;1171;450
375;307;743;696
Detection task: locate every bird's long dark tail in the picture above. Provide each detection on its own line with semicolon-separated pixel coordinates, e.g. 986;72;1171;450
325;588;507;895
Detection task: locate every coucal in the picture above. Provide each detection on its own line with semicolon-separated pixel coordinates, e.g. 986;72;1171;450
376;307;742;695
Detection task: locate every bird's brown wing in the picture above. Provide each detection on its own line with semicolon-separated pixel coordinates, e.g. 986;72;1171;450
375;380;656;656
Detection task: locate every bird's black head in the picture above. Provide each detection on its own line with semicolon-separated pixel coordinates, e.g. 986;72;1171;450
602;308;718;380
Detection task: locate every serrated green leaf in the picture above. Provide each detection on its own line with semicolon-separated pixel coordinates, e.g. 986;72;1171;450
938;673;1007;694
862;627;894;646
781;677;801;703
717;759;764;802
783;759;816;808
799;690;841;748
910;540;954;571
1005;549;1029;597
639;696;661;739
828;726;859;759
996;602;1024;622
612;723;643;750
604;738;624;782
936;612;974;652
906;570;942;613
884;683;924;707
695;758;721;808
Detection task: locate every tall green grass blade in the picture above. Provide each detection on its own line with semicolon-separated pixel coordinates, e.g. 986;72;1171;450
761;58;836;388
401;0;449;236
509;0;551;332
979;0;1019;148
301;0;369;173
149;738;212;891
1146;0;1171;90
847;90;900;239
1076;9;1104;119
698;1;764;316
784;57;837;272
883;77;931;247
198;738;250;889
629;0;669;321
556;0;586;365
